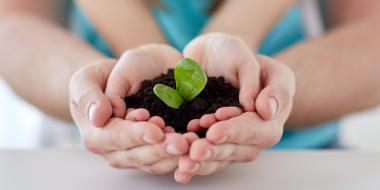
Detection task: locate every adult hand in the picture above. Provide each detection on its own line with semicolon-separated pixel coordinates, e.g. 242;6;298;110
69;44;191;174
175;33;296;183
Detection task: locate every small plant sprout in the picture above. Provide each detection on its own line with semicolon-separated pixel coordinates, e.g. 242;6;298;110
153;58;208;109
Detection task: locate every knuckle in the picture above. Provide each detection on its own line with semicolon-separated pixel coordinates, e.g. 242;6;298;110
152;149;167;160
108;129;124;150
197;166;215;176
219;145;235;160
119;125;148;149
246;126;257;143
119;50;136;60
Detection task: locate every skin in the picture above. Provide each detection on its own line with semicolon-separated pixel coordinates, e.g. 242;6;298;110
203;0;295;49
69;45;195;174
70;1;296;180
101;33;295;183
74;0;166;56
174;34;296;183
1;0;380;184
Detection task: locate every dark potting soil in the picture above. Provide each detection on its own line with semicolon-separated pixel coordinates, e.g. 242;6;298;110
125;69;240;135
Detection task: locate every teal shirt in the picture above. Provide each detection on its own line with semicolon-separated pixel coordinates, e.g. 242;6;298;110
72;0;339;149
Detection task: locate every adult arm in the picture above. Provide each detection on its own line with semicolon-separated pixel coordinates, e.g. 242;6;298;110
279;0;380;128
0;0;106;121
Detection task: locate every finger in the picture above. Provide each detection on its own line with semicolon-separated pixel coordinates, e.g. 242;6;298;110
189;139;213;161
148;116;166;128
196;161;229;176
83;120;164;153
174;168;192;184
163;133;190;156
199;114;217;128
178;155;200;174
179;156;229;176
183;132;200;144
125;108;150;121
206;112;283;147
127;108;135;114
164;126;176;133
187;119;201;132
255;55;296;121
69;61;115;128
139;158;179;175
104;133;188;168
107;92;127;119
215;106;243;121
104;54;133;118
193;143;260;162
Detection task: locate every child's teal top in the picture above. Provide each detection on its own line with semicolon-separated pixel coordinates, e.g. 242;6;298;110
71;0;339;149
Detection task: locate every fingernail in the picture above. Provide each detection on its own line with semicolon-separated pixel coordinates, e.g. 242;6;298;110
143;135;158;144
200;149;212;161
190;162;200;173
88;103;97;122
269;97;278;117
166;144;182;155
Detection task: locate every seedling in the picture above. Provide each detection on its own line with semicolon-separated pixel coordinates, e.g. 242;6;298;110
153;58;207;109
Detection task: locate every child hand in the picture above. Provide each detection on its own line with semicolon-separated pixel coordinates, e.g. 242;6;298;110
104;44;182;118
183;33;261;112
183;32;263;134
174;33;295;183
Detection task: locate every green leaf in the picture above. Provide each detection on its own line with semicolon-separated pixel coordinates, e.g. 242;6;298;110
153;84;184;109
174;58;208;101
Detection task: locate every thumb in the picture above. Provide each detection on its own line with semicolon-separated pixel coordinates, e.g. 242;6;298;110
85;91;113;127
69;61;114;128
255;55;295;121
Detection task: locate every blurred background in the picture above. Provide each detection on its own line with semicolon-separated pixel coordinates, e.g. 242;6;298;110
1;77;379;150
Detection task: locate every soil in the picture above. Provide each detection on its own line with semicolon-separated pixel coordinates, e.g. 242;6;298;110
125;69;240;136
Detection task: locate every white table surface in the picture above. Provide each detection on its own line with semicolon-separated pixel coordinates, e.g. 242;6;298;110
1;150;379;190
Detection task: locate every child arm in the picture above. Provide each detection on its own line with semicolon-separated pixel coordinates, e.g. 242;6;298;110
204;0;296;49
75;0;166;56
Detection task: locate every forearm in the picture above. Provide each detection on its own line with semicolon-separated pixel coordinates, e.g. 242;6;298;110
0;14;105;121
204;0;295;49
75;0;166;57
277;17;380;128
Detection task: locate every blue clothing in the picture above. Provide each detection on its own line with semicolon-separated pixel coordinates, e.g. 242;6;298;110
71;1;339;149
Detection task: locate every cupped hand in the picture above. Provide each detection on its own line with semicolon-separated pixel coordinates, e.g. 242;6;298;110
69;45;192;174
105;44;182;118
174;33;296;183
